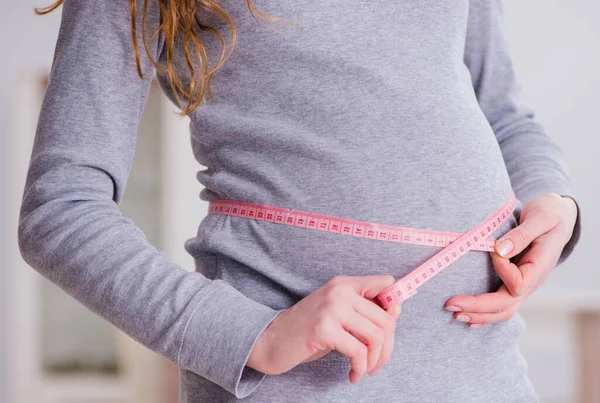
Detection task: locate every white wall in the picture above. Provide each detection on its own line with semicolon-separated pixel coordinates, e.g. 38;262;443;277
1;2;62;402
503;1;600;400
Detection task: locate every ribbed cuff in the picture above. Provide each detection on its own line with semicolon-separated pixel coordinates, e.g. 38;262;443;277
177;279;285;398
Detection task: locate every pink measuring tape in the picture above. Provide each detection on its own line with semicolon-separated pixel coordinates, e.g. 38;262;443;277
207;189;519;309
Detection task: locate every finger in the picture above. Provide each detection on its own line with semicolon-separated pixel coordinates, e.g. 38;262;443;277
490;251;524;297
459;309;516;325
501;233;563;297
388;302;402;319
445;285;517;313
351;294;396;373
494;208;560;259
341;310;385;374
346;275;397;300
513;230;563;271
457;300;523;326
330;326;368;384
369;303;401;376
350;290;400;373
352;292;397;329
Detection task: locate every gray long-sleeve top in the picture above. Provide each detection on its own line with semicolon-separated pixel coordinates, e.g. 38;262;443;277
18;0;582;401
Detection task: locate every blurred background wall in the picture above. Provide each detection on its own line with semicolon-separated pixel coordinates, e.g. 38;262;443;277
1;1;598;402
1;2;62;402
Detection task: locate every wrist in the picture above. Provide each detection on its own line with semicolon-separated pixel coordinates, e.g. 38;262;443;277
247;318;276;374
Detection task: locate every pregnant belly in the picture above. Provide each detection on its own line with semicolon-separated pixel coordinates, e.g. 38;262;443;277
197;105;517;292
185;75;527;364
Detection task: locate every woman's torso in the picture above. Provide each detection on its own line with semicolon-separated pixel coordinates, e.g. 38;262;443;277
156;1;537;401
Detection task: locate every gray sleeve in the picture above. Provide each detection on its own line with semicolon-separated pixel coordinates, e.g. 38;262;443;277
464;0;582;266
16;1;283;398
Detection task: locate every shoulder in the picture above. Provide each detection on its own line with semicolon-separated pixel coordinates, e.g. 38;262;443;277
59;0;162;35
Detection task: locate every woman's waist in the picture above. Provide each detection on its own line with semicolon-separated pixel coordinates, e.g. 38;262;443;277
189;200;517;305
202;169;517;238
206;183;518;255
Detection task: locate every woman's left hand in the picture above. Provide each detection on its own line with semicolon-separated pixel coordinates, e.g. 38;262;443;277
443;193;578;328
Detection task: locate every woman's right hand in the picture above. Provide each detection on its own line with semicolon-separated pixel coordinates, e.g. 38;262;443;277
247;275;402;384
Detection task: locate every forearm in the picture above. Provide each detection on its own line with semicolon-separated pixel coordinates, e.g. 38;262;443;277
494;117;574;206
17;171;281;397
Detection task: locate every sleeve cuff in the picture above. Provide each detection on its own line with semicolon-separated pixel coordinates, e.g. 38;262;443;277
556;194;582;267
176;279;285;398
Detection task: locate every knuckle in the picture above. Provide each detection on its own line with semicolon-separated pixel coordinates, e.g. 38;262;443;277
513;227;529;245
320;298;341;317
372;326;385;344
500;310;513;322
384;314;396;330
513;284;526;298
511;284;523;298
312;316;333;339
538;208;555;221
321;291;338;307
323;283;350;303
382;274;396;285
536;204;564;225
328;275;348;287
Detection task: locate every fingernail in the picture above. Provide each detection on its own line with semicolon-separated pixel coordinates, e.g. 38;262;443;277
445;305;462;312
496;239;514;257
455;314;471;323
469;324;482;329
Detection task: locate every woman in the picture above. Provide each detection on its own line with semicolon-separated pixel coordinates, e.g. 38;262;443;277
20;0;581;401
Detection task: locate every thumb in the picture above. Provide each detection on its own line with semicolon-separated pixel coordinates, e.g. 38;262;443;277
350;275;396;299
494;209;557;259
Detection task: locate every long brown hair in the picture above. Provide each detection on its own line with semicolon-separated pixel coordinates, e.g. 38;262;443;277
36;1;294;116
